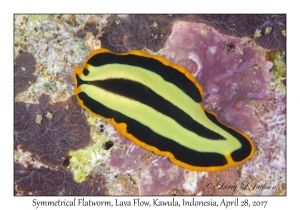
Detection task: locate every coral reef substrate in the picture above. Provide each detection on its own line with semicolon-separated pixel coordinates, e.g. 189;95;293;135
14;14;286;196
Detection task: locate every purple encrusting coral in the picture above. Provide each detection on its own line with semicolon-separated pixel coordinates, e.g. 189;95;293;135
110;140;145;173
14;163;108;195
140;155;184;195
14;51;37;95
164;21;273;134
14;95;91;167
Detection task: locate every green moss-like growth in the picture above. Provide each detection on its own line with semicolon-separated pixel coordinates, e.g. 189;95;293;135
267;50;286;92
69;134;110;183
28;15;51;23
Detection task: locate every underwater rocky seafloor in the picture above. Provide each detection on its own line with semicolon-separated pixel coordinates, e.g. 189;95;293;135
14;14;286;196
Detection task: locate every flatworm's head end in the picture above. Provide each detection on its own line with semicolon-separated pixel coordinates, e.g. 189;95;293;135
74;66;82;88
73;87;82;95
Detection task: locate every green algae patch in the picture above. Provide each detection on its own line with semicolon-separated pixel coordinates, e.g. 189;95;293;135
267;50;286;92
28;15;51;23
69;134;110;183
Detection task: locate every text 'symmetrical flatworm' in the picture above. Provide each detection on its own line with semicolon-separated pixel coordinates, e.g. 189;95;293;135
74;48;255;171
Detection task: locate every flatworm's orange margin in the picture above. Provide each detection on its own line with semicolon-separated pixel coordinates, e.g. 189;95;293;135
74;48;255;172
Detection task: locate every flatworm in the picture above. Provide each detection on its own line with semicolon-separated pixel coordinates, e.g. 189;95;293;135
74;48;255;172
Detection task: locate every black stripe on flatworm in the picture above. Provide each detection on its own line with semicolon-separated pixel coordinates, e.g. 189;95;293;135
89;78;225;140
78;92;228;167
87;53;202;103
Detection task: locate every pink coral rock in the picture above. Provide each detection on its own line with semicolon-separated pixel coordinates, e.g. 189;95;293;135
164;21;273;134
139;155;184;195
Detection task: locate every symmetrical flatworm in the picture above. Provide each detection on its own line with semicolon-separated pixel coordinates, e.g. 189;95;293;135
74;48;255;172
